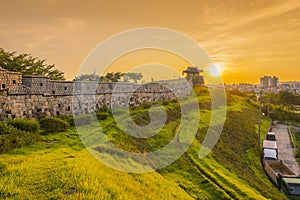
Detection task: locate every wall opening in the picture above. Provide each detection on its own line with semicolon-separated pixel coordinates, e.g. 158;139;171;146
40;83;43;86
13;80;16;84
2;84;6;89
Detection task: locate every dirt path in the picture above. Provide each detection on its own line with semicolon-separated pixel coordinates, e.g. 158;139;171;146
272;124;300;175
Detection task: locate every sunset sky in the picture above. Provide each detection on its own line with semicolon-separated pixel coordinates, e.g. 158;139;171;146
1;0;300;83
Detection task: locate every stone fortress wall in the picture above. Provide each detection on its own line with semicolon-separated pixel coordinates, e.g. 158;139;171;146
0;68;22;91
0;67;193;120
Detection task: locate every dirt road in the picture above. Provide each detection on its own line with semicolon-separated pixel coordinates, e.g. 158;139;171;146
272;124;299;174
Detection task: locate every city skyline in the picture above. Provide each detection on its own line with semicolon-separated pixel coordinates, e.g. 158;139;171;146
1;0;300;83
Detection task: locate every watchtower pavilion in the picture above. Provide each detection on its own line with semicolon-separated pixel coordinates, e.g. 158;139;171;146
182;66;204;86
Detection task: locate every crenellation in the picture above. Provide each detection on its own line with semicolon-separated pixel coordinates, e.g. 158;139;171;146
0;68;194;120
22;75;50;94
50;80;73;95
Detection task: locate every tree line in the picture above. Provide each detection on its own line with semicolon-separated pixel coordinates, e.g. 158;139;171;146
260;90;300;122
74;72;143;83
0;48;65;80
0;48;143;83
263;90;300;111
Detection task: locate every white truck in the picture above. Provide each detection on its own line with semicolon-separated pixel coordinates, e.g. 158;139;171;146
261;140;278;163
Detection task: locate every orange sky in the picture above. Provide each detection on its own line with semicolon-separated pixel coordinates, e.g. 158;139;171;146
1;0;300;83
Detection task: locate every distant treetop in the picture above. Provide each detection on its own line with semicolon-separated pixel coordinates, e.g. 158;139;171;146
0;48;65;80
74;72;143;83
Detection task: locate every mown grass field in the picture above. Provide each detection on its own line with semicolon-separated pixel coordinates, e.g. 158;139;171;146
0;89;287;199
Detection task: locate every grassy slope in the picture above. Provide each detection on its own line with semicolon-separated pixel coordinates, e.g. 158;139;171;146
0;93;287;199
159;95;285;200
0;129;191;200
290;125;300;163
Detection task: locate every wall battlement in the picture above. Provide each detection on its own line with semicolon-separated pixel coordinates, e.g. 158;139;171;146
0;67;193;120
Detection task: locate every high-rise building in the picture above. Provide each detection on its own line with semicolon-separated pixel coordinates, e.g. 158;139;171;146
260;76;278;88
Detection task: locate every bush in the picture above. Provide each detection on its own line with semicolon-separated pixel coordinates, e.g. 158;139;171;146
0;121;8;134
0;121;13;135
98;106;111;113
162;101;169;106
73;115;91;126
59;115;75;126
143;102;152;109
171;99;179;103
0;121;39;153
8;119;39;133
39;117;69;133
96;112;109;120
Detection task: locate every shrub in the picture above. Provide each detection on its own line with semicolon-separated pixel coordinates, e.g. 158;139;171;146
39;117;69;133
98;106;111;113
0;121;12;135
73;115;91;126
162;101;169;106
96;112;109;120
0;121;8;134
59;115;75;126
171;99;179;103
8;119;40;133
143;102;152;109
0;121;39;153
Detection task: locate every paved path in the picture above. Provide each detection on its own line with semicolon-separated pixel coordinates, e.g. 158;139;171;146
273;124;300;174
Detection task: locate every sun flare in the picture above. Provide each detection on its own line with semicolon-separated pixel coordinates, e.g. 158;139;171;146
208;63;224;77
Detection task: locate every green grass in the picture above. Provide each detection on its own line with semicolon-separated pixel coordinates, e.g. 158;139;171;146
289;126;300;163
0;93;288;199
0;148;192;199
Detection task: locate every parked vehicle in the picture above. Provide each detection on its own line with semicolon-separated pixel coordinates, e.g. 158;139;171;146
262;148;277;162
263;140;277;150
261;140;278;163
266;132;276;141
264;160;300;199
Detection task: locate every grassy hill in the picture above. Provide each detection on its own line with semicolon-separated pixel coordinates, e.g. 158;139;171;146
0;90;287;199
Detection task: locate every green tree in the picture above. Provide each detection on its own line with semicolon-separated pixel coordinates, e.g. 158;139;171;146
104;72;123;82
279;90;299;111
74;74;100;81
74;72;124;82
122;72;143;83
0;48;65;80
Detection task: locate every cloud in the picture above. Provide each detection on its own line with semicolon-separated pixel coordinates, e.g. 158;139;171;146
1;0;300;82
